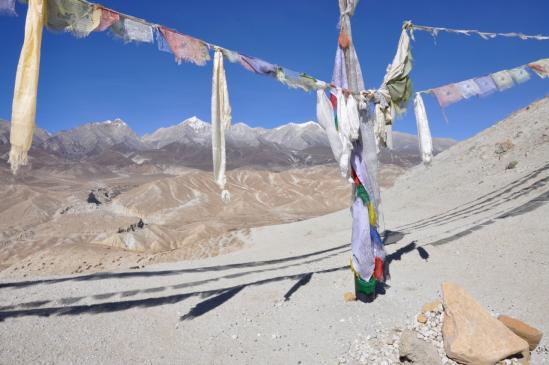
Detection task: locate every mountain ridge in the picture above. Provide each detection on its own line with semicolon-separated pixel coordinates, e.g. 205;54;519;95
0;117;456;172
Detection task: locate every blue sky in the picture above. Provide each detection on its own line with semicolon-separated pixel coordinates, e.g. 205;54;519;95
0;0;548;140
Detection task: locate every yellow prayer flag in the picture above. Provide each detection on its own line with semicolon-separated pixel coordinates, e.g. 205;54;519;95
368;201;377;226
9;0;46;174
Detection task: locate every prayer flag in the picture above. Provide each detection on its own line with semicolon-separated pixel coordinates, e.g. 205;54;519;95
155;27;171;53
332;47;349;90
490;70;514;91
455;79;481;99
473;76;498;97
46;0;100;37
432;84;462;107
275;68;321;92
158;27;210;66
111;17;153;43
528;59;549;79
239;55;277;76
0;0;16;15
220;48;240;63
96;7;119;32
508;66;531;84
124;18;153;43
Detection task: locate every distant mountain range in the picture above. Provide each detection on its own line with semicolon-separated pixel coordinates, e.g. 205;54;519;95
0;117;455;172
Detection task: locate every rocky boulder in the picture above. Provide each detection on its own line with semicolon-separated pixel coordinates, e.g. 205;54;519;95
399;329;441;364
441;282;529;365
498;315;543;351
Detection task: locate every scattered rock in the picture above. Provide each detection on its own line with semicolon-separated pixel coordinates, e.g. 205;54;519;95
422;299;442;314
344;292;356;302
498;315;543;351
506;160;518;170
117;219;145;233
495;139;515;158
399;329;441;364
442;282;529;365
86;186;124;206
417;313;428;324
87;192;102;205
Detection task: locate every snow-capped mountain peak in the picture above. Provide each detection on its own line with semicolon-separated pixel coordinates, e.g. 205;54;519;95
94;119;127;128
144;117;211;148
179;116;209;130
275;121;319;130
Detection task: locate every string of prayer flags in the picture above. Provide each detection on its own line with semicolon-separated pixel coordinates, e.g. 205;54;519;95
414;58;547;166
4;0;337;177
5;0;332;93
410;23;549;42
427;58;548;109
0;0;16;15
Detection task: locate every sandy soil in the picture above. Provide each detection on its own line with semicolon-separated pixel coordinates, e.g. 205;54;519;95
0;98;547;364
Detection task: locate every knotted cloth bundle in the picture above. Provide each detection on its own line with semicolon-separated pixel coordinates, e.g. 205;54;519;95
382;25;413;117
